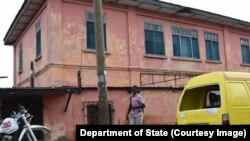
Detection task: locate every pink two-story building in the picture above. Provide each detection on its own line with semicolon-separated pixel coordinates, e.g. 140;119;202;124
2;0;250;140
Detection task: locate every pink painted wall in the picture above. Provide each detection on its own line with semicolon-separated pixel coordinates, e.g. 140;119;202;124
58;0;250;88
43;89;181;140
14;4;48;86
135;13;227;72
228;31;250;72
61;1;130;86
11;1;250;139
14;0;250;87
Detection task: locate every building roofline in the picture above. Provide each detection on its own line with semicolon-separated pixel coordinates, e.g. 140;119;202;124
3;0;250;46
3;0;45;45
117;0;250;28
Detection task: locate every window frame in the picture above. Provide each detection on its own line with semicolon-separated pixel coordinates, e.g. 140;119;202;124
35;20;41;59
179;84;221;111
240;38;250;65
86;12;107;51
144;21;165;56
18;43;23;74
83;101;114;125
171;26;200;59
204;32;220;61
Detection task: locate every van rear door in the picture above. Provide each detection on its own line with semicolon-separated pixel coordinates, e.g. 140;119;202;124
226;81;250;124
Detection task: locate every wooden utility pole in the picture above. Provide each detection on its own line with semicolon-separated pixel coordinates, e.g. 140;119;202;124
93;0;110;124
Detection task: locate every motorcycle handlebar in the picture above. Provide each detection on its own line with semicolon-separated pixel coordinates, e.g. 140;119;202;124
10;105;31;118
18;105;24;111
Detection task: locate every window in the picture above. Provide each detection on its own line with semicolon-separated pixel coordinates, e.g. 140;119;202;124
19;43;23;72
241;39;250;64
179;85;220;111
86;12;107;50
144;22;165;55
36;20;41;57
87;104;99;124
206;90;221;108
84;101;114;124
205;32;220;61
172;27;200;59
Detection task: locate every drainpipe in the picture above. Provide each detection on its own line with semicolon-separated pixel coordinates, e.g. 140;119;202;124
78;70;82;94
223;26;231;71
30;61;34;87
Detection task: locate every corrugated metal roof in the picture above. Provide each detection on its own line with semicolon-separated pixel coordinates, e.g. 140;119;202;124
4;0;250;46
0;86;79;96
0;86;182;96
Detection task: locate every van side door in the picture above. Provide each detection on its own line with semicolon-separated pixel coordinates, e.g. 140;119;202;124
226;81;250;124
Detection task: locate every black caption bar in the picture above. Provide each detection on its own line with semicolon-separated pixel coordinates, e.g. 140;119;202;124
76;125;249;140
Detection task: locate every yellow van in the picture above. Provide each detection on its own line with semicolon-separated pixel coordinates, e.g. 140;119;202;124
176;71;250;125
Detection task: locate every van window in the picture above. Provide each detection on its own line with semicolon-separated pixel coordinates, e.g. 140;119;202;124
206;90;221;108
180;85;220;111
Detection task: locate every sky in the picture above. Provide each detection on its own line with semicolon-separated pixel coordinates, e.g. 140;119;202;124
0;0;24;87
0;0;250;87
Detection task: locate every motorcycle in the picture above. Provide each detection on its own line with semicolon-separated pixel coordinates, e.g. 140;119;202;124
0;105;50;141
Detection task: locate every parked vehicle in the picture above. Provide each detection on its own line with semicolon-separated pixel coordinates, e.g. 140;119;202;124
176;71;250;125
0;105;50;141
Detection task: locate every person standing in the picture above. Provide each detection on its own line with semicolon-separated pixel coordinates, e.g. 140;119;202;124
126;85;145;125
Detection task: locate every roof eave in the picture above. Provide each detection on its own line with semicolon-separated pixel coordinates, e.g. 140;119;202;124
106;0;250;30
4;0;250;46
3;0;45;46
